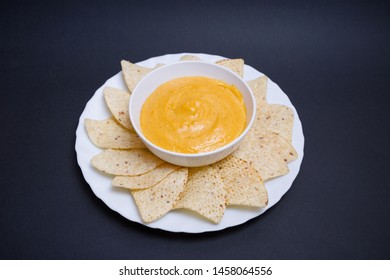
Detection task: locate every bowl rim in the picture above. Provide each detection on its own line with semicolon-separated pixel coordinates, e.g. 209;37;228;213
129;60;257;159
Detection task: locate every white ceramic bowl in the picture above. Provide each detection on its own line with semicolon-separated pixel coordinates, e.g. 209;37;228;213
129;61;256;167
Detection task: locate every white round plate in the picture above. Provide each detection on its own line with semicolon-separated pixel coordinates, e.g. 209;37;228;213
75;53;305;233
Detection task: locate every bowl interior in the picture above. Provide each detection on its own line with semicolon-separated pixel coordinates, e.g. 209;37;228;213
129;61;255;161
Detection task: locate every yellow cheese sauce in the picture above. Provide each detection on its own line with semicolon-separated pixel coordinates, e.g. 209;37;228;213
140;76;246;154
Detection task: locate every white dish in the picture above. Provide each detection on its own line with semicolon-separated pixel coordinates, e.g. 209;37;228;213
75;53;305;233
130;61;256;167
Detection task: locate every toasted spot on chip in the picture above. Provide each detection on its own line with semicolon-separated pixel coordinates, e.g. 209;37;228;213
263;104;294;143
215;58;244;77
179;55;202;61
85;117;144;149
112;163;180;190
131;168;188;223
91;149;164;176
233;130;289;181
248;76;268;110
103;87;134;131
213;156;268;207
121;60;153;92
174;166;226;224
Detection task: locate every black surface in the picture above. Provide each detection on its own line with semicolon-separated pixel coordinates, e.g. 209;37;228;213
1;0;389;259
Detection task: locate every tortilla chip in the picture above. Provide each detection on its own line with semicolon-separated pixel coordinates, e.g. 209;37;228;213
112;162;180;190
213;156;268;207
215;58;244;77
263;104;294;143
233;129;289;181
248;76;268;110
121;60;153;92
246;76;270;137
131;168;188;223
246;104;297;163
174;166;226;224
103;87;134;131
180;55;202;61
91;149;164;176
85;117;144;149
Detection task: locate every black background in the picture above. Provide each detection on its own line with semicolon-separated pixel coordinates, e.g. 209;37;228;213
1;0;389;259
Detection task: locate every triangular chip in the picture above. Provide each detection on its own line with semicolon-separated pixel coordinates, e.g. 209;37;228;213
91;149;163;176
246;107;297;163
112;162;180;190
121;60;153;92
215;58;244;77
246;76;270;137
233;129;289;181
103;87;134;131
174;166;226;224
232;76;294;180
263;104;294;143
179;55;202;61
213;156;268;207
85;117;144;149
248;76;268;110
131;168;188;223
244;80;297;163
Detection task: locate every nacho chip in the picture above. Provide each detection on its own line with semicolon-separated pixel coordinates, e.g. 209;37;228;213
174;166;226;224
248;76;268;110
246;79;296;163
215;58;244;77
121;60;153;92
85;117;144;149
131;168;188;223
233;129;289;181
112;162;180;190
91;149;163;176
103;87;134;131
263;104;294;143
213;156;268;207
246;110;297;163
180;55;202;61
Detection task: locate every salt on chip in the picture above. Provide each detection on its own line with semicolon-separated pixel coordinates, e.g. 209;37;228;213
215;58;244;77
263;104;294;143
121;60;153;92
179;55;202;61
131;168;188;223
213;156;268;207
91;149;164;176
103;87;134;131
112;162;180;190
85;117;144;149
174;166;226;224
